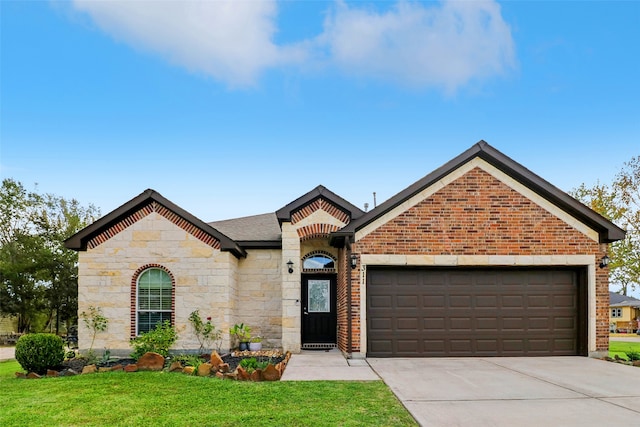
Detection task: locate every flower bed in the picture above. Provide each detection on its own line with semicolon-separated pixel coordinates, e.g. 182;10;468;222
16;349;291;381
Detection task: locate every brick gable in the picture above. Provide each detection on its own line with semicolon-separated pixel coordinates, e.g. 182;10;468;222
356;168;599;256
291;198;350;225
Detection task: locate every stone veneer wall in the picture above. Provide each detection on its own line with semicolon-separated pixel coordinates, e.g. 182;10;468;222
350;167;607;355
234;249;282;348
77;212;236;354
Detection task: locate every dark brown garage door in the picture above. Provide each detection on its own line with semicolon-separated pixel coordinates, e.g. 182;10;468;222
367;268;584;357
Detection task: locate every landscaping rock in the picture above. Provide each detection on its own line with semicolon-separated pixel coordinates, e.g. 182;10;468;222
237;366;250;381
64;369;78;376
633;360;640;367
47;369;59;377
137;352;165;371
98;367;111;373
218;363;230;373
262;364;280;381
110;364;123;372
27;372;42;379
197;363;212;377
124;364;139;373
210;351;224;367
215;372;224;379
169;361;183;372
251;369;262;382
15;372;26;379
183;366;195;375
82;364;97;375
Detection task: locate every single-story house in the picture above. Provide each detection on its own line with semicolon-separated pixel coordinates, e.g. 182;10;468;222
65;141;625;358
609;292;640;333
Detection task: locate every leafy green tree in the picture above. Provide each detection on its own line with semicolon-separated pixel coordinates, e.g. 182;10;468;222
572;156;640;295
0;179;99;332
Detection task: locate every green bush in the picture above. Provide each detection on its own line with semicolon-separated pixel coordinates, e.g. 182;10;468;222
130;321;178;360
15;333;65;374
626;350;640;361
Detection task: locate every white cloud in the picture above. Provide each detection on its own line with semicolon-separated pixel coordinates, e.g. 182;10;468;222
71;0;304;87
316;0;516;92
70;0;515;91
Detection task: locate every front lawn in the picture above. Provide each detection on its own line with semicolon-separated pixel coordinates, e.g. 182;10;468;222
0;360;417;426
609;341;640;360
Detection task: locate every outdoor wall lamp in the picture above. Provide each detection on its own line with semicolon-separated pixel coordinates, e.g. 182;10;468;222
600;255;611;269
350;254;358;269
287;260;294;274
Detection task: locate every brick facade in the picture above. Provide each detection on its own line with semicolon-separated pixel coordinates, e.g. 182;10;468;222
346;168;608;353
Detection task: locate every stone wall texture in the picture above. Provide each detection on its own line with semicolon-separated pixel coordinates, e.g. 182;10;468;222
78;212;236;353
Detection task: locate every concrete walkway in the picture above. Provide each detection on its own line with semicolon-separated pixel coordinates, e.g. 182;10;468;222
281;348;379;381
0;346;15;361
368;357;640;427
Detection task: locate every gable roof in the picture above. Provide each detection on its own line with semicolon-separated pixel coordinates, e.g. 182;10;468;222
610;291;640;307
276;185;365;224
65;189;246;258
209;213;281;248
332;140;625;244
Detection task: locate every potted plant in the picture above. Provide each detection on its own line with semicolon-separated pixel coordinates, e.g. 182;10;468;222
230;323;251;351
249;336;262;351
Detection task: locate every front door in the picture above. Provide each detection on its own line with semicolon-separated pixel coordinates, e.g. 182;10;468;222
302;274;337;345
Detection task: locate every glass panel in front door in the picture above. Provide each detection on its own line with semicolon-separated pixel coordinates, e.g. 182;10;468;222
308;279;330;312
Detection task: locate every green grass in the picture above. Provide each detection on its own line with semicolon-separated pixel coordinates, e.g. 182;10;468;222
609;341;640;360
0;361;417;426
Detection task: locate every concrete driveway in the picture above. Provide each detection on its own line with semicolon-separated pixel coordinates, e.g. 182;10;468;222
368;357;640;427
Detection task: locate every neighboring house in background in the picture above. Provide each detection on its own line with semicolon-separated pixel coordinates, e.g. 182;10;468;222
65;141;625;358
609;292;640;333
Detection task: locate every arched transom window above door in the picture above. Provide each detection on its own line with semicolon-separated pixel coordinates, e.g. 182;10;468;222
302;251;336;273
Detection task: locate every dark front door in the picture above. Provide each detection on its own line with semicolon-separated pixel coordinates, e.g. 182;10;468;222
302;274;337;345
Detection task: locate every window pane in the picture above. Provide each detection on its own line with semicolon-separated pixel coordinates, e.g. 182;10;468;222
303;255;335;270
308;279;330;312
137;268;172;334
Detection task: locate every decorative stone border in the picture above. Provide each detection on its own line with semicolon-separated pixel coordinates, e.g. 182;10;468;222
15;350;292;381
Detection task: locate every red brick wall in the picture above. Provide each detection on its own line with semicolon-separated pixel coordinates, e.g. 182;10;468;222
346;168;608;353
337;247;348;352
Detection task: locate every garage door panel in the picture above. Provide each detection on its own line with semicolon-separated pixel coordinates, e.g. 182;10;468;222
424;318;445;330
367;268;581;357
476;295;498;308
502;295;524;307
370;295;392;308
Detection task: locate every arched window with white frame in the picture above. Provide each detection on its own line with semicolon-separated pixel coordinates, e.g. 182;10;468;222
136;267;173;335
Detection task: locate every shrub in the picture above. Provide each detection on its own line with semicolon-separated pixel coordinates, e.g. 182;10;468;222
626;350;640;361
188;310;221;353
80;306;109;354
15;333;65;374
130;321;178;360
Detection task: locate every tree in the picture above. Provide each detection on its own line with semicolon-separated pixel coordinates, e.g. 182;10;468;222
0;179;99;332
572;156;640;295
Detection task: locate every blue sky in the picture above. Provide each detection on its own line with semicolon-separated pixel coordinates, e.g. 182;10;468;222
1;0;638;222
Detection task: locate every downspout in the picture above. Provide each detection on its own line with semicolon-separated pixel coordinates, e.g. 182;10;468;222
346;236;353;358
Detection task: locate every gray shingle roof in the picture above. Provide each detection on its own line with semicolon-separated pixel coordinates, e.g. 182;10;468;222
209;213;281;243
610;291;640;307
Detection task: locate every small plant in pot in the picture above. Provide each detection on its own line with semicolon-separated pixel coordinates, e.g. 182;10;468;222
230;323;251;351
249;336;263;351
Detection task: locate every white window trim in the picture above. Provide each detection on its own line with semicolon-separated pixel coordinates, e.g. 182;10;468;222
136;268;172;336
